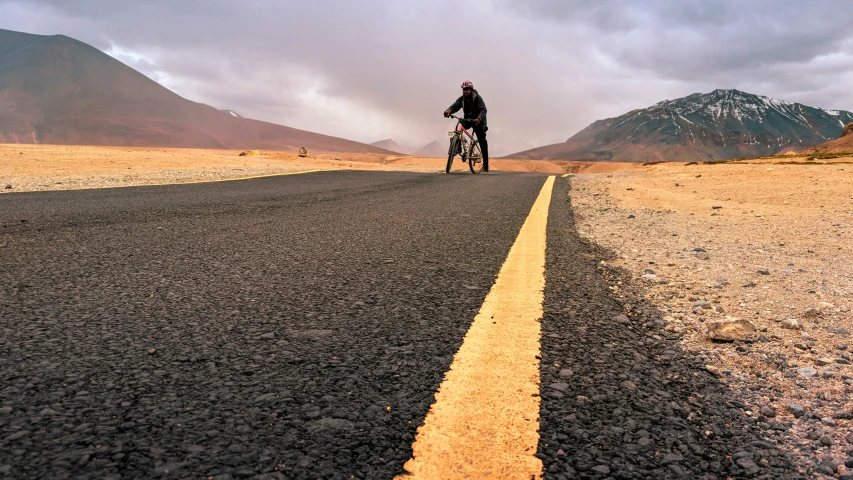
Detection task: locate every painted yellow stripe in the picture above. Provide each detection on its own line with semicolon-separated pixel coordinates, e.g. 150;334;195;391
399;175;555;480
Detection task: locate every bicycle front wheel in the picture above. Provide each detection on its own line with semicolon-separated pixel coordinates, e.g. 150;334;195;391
468;141;484;174
446;137;458;174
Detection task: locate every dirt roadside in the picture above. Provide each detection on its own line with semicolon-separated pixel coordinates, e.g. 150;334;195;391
570;156;853;478
0;144;644;193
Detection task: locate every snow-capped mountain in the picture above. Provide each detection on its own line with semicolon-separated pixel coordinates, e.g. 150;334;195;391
510;89;853;162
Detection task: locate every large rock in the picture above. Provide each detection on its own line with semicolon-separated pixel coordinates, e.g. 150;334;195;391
841;122;853;138
708;319;756;342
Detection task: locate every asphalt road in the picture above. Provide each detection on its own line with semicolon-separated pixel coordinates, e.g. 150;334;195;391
1;171;800;479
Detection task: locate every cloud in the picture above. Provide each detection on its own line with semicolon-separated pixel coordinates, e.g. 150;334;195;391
2;0;853;154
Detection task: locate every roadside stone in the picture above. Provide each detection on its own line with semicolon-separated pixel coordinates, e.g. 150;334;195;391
781;319;803;330
757;269;770;275
821;435;835;446
833;411;853;420
797;367;817;379
816;357;833;366
558;369;573;377
759;406;777;418
707;319;755;342
612;314;630;324
805;307;822;318
788;404;805;417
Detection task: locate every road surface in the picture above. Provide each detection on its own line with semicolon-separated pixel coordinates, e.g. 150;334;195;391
1;171;799;479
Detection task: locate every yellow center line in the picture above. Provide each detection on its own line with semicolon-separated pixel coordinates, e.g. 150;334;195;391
399;175;556;480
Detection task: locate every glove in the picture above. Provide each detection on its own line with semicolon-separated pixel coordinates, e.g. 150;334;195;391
444;110;451;118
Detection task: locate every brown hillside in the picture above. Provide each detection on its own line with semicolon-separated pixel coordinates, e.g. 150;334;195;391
0;29;392;153
807;122;853;154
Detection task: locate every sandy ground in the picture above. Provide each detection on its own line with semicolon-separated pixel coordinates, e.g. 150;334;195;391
0;144;642;193
570;155;853;477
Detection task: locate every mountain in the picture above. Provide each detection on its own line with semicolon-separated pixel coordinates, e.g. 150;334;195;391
0;28;393;153
808;122;853;154
412;140;446;157
509;89;853;162
220;109;243;118
370;138;408;154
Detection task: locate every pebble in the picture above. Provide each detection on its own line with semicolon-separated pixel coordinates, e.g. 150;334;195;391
797;367;817;379
781;319;803;330
757;269;770;275
788;404;806;417
759;406;776;418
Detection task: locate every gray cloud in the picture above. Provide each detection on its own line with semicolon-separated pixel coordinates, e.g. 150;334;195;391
2;0;853;154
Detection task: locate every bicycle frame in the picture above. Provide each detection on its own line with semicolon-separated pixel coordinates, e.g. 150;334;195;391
446;114;483;174
449;116;477;160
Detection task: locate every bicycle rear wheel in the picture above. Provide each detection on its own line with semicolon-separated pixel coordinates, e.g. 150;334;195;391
446;137;458;174
468;141;484;174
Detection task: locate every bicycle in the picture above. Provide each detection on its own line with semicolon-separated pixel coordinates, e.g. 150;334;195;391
445;115;484;174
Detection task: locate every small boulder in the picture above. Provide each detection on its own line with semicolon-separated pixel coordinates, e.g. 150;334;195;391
780;319;803;330
707;319;756;342
298;147;308;157
788;404;805;418
759;405;777;418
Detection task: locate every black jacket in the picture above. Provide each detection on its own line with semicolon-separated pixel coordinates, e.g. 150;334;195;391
448;89;487;128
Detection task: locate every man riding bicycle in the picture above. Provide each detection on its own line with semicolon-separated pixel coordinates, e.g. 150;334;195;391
444;81;489;173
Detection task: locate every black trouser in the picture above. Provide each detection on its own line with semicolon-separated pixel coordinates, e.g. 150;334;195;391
473;125;489;171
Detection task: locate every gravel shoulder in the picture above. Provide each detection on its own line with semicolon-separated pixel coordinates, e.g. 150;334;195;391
568;159;853;478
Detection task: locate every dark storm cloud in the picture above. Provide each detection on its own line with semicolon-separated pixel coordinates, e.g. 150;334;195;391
2;0;853;153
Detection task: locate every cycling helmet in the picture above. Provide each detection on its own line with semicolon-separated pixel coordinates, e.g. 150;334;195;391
461;80;474;89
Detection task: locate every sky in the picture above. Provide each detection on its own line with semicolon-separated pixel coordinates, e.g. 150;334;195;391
2;0;853;155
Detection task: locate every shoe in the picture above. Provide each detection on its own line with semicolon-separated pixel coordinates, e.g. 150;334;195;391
482;170;489;174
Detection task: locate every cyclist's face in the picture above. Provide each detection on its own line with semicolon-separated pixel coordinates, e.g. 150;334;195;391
462;88;472;96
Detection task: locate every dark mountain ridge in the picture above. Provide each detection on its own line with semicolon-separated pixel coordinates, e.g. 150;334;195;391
510;89;853;162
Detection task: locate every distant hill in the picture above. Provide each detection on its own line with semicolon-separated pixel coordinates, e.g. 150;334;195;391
0;28;393;153
508;89;853;162
412;140;446;157
808;122;853;154
370;139;408;154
